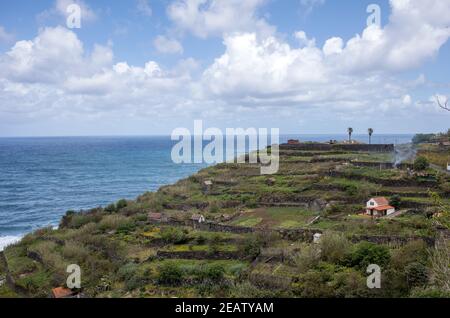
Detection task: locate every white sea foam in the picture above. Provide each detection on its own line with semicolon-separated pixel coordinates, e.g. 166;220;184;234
0;236;22;251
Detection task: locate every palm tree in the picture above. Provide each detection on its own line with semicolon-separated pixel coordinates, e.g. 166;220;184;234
347;127;353;143
368;128;374;145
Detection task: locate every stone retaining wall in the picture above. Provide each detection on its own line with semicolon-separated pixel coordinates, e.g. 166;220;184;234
150;219;435;247
156;250;247;260
351;235;435;247
280;143;395;152
328;171;438;188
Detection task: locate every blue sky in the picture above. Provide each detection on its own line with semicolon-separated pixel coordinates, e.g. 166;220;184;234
0;0;449;136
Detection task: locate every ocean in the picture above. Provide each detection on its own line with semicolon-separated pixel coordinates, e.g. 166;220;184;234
0;134;413;250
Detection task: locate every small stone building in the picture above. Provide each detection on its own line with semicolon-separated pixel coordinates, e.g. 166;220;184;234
148;212;168;223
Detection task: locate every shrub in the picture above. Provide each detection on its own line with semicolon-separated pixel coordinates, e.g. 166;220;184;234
98;215;130;232
347;242;390;270
319;232;351;263
117;263;139;281
209;201;220;213
405;262;429;289
410;288;450;298
116;199;128;210
157;263;183;286
125;275;146;291
389;195;402;209
414;157;430;171
68;213;101;229
61;241;89;262
160;227;189;244
332;268;370;298
199;264;225;283
240;235;262;258
104;203;117;213
412;134;435;144
292;244;321;272
390;240;428;270
195;234;207;245
344;184;358;196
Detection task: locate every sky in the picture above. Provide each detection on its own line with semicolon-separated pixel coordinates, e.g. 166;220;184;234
0;0;449;137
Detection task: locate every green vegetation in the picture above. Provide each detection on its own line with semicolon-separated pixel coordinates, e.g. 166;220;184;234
1;140;449;298
414;157;430;171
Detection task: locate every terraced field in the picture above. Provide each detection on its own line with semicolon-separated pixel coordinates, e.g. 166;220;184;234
1;143;449;298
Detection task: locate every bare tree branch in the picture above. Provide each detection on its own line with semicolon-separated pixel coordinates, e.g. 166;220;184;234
436;96;450;111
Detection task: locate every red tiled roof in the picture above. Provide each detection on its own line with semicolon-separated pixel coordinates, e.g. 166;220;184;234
371;197;390;206
373;205;395;211
52;287;74;298
148;212;162;219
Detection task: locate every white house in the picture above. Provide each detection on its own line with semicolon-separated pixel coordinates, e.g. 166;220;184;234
366;197;396;218
447;163;450;171
313;233;322;244
191;214;206;224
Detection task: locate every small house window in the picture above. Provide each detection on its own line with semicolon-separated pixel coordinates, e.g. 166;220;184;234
370;202;375;206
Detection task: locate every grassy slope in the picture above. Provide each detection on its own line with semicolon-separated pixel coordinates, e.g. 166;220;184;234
1;146;449;298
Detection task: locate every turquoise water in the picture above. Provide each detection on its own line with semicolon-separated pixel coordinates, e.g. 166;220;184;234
0;134;412;249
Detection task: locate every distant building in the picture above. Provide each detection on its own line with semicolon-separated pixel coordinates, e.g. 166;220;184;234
191;214;206;223
287;139;300;145
313;233;322;244
447;163;450;171
148;212;168;222
204;180;213;187
202;180;213;194
366;197;396;217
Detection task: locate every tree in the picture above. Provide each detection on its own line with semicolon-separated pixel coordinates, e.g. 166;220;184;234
389;195;402;209
347;242;390;270
347;127;354;143
414;156;429;171
436;96;450;112
368;128;374;145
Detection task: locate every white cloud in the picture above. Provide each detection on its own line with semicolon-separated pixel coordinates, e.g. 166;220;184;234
294;31;316;48
154;35;184;54
0;27;192;125
136;0;153;16
300;0;325;16
0;26;85;83
0;26;14;43
167;0;274;38
323;37;343;56
327;0;450;72
201;0;450;112
202;33;327;97
1;0;450;135
402;94;412;105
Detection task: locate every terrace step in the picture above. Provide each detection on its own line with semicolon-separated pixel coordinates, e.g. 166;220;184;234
156;250;247;260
